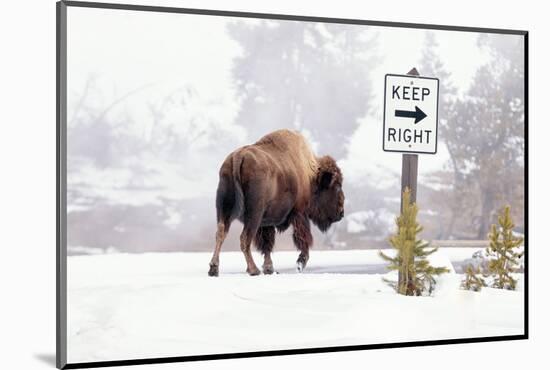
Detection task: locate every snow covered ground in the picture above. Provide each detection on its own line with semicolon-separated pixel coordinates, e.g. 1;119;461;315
67;249;524;364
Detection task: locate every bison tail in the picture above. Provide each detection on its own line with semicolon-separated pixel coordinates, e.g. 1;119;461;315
215;154;245;224
231;155;245;220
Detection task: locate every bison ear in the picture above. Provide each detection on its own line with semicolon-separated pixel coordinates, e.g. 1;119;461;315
319;171;333;190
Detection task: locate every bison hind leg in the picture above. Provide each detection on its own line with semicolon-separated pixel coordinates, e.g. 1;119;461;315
254;226;276;274
208;221;230;277
208;265;218;277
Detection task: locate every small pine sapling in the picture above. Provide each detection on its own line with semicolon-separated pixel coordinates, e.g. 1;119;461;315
379;188;449;296
485;206;524;290
461;264;486;292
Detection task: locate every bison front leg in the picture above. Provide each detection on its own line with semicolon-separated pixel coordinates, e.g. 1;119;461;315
254;226;276;274
292;214;313;273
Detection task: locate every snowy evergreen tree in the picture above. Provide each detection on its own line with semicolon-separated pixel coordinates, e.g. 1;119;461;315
485;206;524;290
228;21;379;159
461;264;486;292
379;188;449;296
419;33;525;240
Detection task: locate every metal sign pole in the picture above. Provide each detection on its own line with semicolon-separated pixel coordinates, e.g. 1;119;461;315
401;152;418;210
399;67;420;211
398;67;420;287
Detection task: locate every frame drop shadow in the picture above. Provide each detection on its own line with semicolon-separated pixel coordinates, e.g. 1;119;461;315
34;353;56;367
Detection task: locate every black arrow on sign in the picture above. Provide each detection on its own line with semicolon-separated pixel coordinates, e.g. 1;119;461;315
395;106;427;124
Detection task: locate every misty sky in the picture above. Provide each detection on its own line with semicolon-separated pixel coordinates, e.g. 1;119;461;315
67;6;508;201
65;6;523;253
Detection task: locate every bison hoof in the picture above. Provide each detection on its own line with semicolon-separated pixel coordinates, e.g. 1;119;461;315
296;261;305;273
263;264;274;275
247;266;261;276
208;264;219;277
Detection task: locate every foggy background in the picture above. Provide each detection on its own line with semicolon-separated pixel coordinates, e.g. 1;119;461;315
66;7;524;255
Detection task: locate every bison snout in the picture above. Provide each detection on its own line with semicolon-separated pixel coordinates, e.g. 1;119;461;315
336;210;344;221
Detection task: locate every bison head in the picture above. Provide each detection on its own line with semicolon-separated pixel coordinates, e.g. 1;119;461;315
308;156;345;232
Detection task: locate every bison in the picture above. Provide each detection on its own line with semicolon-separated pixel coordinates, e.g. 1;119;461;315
208;129;345;276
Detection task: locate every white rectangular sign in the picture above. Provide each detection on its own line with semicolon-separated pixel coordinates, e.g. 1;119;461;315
383;74;439;154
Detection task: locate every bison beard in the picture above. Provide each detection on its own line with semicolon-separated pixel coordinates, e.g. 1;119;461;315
208;129;345;276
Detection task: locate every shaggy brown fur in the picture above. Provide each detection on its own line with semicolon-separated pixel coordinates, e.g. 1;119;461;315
208;129;345;276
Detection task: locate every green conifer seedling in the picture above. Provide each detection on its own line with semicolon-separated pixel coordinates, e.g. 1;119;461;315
485;206;524;290
379;188;449;296
461;264;486;292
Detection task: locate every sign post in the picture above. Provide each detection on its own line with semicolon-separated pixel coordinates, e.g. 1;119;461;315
382;67;439;286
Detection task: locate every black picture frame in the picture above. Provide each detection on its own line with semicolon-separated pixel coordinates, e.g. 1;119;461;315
56;1;529;368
